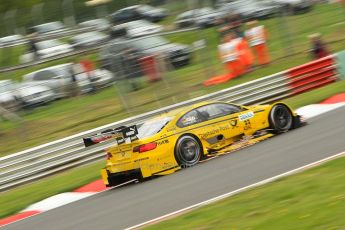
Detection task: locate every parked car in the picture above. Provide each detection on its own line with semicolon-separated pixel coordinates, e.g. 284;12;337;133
0;34;24;46
268;0;313;14
70;31;110;49
28;21;67;35
0;80;55;109
79;18;111;31
89;69;115;89
20;39;74;63
175;7;222;28
100;35;191;72
110;20;162;38
23;63;114;97
111;5;168;24
219;0;277;21
0;80;20;111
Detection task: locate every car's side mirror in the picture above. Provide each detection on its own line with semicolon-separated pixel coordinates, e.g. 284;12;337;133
240;106;248;111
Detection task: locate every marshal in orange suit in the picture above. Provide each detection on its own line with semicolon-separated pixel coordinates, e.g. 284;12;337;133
245;20;270;66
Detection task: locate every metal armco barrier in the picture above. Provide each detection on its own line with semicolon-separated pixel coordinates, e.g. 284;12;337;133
286;55;339;95
0;54;342;191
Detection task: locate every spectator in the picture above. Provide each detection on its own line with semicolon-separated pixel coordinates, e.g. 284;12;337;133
308;33;329;60
245;20;270;66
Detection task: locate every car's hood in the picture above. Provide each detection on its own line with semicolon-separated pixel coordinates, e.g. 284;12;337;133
129;25;162;35
0;91;15;102
15;84;51;97
38;44;73;56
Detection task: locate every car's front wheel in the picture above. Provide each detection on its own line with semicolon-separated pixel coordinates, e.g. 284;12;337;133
175;135;202;168
269;104;293;133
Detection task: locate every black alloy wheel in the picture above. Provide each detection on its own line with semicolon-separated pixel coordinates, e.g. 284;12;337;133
269;104;293;133
175;135;202;167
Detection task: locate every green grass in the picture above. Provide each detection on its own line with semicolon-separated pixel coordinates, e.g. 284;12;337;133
0;2;344;156
1;79;345;219
146;156;345;230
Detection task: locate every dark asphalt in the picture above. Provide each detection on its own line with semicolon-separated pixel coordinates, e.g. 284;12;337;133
4;106;345;230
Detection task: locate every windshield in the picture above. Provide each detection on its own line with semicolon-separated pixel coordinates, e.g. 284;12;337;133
36;40;62;49
137;117;173;139
129;36;168;50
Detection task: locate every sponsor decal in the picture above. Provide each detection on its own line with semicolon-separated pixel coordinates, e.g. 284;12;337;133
166;127;176;132
201;125;230;139
201;129;219;139
244;120;252;130
239;111;254;121
157;140;169;145
134;157;149;162
230;119;238;128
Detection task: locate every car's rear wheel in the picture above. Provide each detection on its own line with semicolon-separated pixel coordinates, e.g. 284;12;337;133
175;135;202;168
269;104;293;133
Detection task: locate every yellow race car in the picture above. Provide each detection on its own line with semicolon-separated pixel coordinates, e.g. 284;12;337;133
83;101;303;187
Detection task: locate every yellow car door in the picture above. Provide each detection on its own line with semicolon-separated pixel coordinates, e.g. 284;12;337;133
193;103;246;148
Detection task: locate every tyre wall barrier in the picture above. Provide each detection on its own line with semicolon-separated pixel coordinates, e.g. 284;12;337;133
286;55;339;95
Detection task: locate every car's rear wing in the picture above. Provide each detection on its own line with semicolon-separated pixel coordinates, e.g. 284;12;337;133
83;125;138;147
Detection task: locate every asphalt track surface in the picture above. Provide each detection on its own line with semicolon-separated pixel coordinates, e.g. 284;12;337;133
5;106;345;230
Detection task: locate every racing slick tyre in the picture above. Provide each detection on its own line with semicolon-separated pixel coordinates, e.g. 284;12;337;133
269;104;293;133
175;135;202;168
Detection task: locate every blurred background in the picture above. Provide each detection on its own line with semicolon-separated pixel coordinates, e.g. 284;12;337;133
0;0;344;156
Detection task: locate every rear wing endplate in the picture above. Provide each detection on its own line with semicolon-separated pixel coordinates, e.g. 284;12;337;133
83;125;138;147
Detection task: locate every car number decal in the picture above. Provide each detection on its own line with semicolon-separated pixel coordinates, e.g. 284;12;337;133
239;111;254;121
